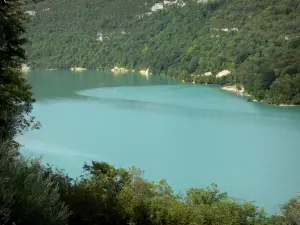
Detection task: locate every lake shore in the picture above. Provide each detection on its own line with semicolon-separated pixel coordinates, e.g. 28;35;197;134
221;85;239;93
221;85;299;107
39;67;153;77
277;104;298;107
221;85;251;97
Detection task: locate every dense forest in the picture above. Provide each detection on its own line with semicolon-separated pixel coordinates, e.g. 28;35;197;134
1;1;300;224
22;0;300;105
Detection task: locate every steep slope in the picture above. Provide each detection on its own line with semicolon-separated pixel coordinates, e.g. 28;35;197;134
23;0;300;104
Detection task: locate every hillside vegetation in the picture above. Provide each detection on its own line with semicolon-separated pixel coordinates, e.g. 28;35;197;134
23;0;300;104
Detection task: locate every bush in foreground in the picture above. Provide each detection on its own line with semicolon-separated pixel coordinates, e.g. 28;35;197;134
0;141;70;225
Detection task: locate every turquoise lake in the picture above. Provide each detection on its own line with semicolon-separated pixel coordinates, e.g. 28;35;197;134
18;70;300;213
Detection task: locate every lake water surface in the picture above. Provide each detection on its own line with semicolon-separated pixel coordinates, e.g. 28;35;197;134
18;70;300;213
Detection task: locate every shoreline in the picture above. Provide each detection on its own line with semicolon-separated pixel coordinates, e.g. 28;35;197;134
39;67;150;75
221;85;251;97
277;104;298;107
221;85;299;107
221;85;239;93
23;70;300;107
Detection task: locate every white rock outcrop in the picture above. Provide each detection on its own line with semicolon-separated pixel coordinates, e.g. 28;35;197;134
96;33;103;41
25;11;36;16
111;66;128;73
21;64;30;73
163;0;177;6
204;72;212;76
140;68;150;77
144;0;208;17
216;70;231;78
149;0;186;13
151;3;164;11
211;27;239;32
71;67;87;71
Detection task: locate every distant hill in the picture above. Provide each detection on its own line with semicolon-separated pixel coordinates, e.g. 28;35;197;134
23;0;300;105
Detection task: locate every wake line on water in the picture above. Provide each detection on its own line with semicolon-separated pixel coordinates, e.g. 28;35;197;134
17;138;99;159
76;90;300;131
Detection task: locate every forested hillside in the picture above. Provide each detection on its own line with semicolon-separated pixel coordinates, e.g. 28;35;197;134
23;0;300;104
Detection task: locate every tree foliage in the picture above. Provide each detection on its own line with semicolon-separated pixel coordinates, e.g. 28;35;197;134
0;141;71;225
1;1;69;224
43;161;299;225
0;0;36;141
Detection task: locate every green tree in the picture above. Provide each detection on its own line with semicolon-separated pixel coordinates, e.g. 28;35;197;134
281;194;300;225
0;141;70;225
0;0;36;141
63;162;131;225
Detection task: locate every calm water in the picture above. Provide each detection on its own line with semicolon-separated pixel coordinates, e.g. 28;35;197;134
18;70;300;214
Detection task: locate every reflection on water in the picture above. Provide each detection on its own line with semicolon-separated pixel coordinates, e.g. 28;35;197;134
27;70;180;101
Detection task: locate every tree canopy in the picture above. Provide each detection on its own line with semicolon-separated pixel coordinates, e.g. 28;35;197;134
0;0;36;141
1;1;69;224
